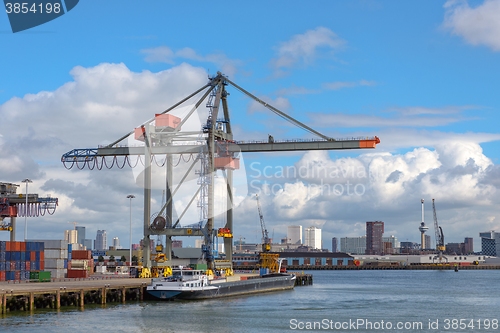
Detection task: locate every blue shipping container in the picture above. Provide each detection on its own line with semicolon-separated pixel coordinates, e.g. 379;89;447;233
35;251;40;262
6;271;14;281
0;241;5;251
21;251;26;261
12;251;21;261
15;261;21;271
0;251;6;261
0;262;5;271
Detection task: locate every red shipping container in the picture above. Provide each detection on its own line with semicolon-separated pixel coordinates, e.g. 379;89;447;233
20;242;26;251
14;271;21;281
88;259;94;275
0;271;5;281
6;241;11;251
40;251;44;262
67;269;88;279
40;261;44;270
72;250;92;260
30;251;36;262
10;262;15;271
25;261;31;271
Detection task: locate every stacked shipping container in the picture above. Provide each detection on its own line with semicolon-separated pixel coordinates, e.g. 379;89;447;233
67;250;94;278
41;240;68;279
0;241;45;281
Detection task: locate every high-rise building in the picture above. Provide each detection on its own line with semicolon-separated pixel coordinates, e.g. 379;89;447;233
195;238;204;248
84;239;93;250
95;230;107;251
287;226;302;245
366;221;384;255
64;229;78;244
382;235;399;254
479;231;500;256
464;237;474;254
332;237;338;252
424;235;431;250
340;236;366;254
112;237;120;249
305;227;322;249
75;226;85;245
172;240;183;248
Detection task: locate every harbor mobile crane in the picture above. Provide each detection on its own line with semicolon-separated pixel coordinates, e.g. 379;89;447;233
255;193;280;273
432;198;447;263
256;194;271;252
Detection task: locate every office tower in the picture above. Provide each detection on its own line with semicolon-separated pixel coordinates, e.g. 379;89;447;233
366;221;384;255
305;226;322;249
287;225;303;245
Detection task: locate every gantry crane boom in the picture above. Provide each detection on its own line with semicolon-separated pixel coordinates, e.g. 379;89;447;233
256;194;271;252
60;72;380;271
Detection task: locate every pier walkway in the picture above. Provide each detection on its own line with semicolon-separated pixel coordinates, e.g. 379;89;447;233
0;277;150;313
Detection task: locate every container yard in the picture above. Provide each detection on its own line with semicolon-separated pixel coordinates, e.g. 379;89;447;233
0;241;45;282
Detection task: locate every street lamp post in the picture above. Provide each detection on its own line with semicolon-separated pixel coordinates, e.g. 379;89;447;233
127;195;135;269
22;179;32;241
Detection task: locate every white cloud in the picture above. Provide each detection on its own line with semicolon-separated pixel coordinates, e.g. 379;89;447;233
141;46;175;64
309;105;481;129
311;113;464;129
250;142;500;247
141;46;242;77
0;62;210;243
443;0;500;51
275;85;320;96
390;105;478;116
271;27;345;74
248;95;291;114
323;80;376;91
1;62;499;252
0;62;207;152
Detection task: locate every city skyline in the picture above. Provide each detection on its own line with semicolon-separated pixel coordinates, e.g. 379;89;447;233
1;2;500;253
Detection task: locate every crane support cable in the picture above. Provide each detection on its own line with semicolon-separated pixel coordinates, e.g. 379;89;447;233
105;82;212;148
225;77;333;141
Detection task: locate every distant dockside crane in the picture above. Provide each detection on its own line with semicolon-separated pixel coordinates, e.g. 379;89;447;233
432;198;447;263
256;194;271;253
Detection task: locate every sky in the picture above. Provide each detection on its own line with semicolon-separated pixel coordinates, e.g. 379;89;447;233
1;0;500;252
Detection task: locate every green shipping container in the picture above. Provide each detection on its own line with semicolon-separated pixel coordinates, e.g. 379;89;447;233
190;264;208;270
30;271;39;280
38;271;51;282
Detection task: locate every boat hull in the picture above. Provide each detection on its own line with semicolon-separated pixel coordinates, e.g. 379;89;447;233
147;273;295;300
